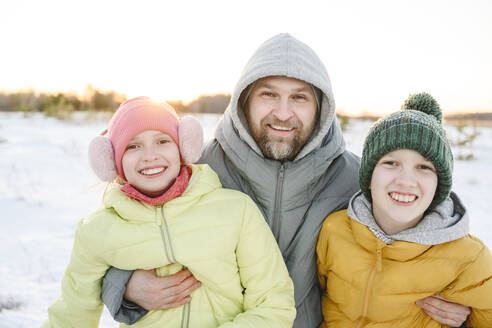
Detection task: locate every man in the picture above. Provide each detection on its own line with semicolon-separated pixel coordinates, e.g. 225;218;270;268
102;33;470;327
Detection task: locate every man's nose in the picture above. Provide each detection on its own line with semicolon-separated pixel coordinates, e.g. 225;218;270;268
272;98;294;121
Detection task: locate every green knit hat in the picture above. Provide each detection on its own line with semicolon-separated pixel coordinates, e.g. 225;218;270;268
359;92;453;210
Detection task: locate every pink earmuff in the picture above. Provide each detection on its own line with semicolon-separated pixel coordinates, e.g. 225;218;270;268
88;135;118;182
179;115;203;164
88;115;203;181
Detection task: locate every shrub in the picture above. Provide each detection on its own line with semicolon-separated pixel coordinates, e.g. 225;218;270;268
337;114;350;132
449;120;480;160
0;296;22;312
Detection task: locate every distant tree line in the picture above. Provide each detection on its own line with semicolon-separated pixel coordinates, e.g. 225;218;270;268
0;87;231;116
168;94;231;114
0;87;124;115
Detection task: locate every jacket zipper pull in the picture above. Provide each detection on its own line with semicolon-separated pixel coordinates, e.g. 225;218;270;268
376;245;383;272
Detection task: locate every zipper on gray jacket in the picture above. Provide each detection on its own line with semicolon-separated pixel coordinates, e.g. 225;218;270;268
272;164;285;240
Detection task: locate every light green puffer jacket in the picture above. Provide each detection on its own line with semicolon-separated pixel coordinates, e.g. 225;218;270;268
42;164;295;328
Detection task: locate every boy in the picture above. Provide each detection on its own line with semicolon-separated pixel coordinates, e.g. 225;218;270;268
317;93;492;327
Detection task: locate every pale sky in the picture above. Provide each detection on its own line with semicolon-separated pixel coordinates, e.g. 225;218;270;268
1;0;491;115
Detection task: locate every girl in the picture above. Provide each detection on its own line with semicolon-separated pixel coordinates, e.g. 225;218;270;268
317;93;492;327
43;96;295;327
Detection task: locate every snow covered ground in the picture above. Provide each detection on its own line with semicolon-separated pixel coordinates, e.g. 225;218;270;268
1;112;491;327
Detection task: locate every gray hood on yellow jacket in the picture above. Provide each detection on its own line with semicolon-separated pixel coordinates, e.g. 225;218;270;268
348;191;470;245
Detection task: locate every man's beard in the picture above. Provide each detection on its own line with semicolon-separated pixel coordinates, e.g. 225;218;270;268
249;116;313;161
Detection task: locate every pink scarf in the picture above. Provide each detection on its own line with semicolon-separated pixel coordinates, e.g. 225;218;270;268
121;166;192;206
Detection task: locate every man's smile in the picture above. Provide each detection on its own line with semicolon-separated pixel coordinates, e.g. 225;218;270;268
267;124;296;135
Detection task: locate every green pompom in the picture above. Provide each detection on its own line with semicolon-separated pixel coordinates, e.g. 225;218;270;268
401;92;442;123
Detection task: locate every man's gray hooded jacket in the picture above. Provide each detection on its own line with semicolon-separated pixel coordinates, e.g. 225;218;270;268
203;33;360;327
101;33;360;328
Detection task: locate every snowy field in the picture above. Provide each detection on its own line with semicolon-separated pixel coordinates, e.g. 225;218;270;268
1;111;491;327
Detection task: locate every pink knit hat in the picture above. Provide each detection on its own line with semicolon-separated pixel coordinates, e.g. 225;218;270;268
88;96;203;181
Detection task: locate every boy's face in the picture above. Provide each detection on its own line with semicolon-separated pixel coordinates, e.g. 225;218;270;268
244;76;318;161
122;130;181;197
370;149;438;235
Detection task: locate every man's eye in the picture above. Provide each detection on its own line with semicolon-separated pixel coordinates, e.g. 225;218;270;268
293;94;307;101
261;91;274;97
158;139;169;145
126;144;138;150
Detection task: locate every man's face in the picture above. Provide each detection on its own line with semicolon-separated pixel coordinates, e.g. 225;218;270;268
244;76;318;161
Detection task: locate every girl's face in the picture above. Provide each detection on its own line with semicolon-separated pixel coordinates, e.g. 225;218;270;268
122;130;181;197
370;149;438;235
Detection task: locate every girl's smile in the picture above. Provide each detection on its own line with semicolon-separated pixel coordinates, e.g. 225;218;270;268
139;166;166;176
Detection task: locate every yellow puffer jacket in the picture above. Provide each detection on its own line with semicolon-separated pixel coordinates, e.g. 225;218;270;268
43;164;295;328
316;210;492;328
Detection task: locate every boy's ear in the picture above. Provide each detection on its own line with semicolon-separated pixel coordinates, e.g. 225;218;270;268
88;136;118;181
179;115;203;164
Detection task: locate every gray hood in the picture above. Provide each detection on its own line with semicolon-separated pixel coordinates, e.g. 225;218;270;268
217;33;342;161
348;191;470;245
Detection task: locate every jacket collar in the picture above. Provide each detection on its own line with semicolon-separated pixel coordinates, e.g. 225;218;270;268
349;218;433;261
120;166;191;206
347;191;469;246
103;165;220;223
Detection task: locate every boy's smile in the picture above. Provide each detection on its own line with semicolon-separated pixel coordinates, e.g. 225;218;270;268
388;191;417;204
370;149;438;235
122;130;181;197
